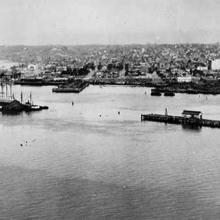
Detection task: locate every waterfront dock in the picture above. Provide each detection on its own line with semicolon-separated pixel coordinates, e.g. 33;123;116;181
141;110;220;128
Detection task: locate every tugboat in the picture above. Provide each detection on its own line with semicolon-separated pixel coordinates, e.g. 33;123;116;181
151;88;162;96
23;92;49;112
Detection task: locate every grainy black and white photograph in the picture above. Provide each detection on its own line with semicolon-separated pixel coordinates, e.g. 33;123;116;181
1;0;220;219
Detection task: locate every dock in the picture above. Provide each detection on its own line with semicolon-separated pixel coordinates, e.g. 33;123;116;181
141;110;220;128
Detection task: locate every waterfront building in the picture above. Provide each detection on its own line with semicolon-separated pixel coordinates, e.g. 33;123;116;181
211;59;220;70
182;110;203;120
177;76;193;83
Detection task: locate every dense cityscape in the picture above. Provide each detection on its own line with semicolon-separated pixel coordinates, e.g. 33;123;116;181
1;44;220;94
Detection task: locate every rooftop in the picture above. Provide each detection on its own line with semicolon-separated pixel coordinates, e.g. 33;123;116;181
182;110;202;116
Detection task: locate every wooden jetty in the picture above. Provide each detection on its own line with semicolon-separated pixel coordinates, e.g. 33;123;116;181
141;110;220;128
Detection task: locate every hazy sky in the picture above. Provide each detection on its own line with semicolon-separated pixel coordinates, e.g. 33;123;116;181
0;0;220;45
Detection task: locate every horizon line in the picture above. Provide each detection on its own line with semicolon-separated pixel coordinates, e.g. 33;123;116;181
0;42;220;47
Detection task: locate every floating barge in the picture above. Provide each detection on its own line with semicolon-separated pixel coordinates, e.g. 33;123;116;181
150;89;175;97
52;79;89;93
52;86;87;93
141;110;220;128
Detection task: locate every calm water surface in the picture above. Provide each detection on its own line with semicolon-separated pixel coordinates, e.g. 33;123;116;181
1;85;220;220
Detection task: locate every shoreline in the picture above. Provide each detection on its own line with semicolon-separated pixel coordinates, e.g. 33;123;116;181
87;79;220;95
155;82;220;95
12;77;220;95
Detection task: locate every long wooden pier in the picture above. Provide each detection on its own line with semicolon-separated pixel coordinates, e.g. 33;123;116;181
141;113;220;128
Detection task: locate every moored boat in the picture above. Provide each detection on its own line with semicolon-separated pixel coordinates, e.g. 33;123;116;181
164;91;175;96
14;77;45;86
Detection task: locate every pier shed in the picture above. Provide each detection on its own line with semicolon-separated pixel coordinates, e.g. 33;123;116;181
182;110;203;120
1;100;25;112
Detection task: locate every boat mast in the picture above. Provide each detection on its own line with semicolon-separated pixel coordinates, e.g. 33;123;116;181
30;92;33;105
21;91;23;103
5;83;8;99
1;83;3;98
9;83;12;99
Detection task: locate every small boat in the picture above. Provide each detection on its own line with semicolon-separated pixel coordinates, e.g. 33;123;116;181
151;89;161;96
23;103;49;112
164;91;175;96
40;106;49;110
52;87;82;93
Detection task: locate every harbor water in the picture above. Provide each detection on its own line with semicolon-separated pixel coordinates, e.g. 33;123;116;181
1;85;220;219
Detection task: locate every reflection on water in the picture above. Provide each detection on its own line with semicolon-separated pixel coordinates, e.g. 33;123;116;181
1;85;220;219
181;124;202;132
3;164;219;220
1;111;24;116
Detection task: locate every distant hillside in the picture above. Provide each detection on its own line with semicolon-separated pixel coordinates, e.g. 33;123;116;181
0;45;107;64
